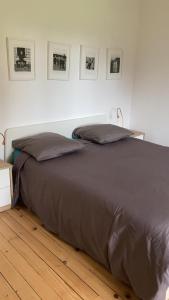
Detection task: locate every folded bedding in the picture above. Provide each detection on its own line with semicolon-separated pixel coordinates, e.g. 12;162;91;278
13;137;169;300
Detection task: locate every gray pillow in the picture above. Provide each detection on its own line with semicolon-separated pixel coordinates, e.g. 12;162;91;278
72;124;132;144
12;132;85;161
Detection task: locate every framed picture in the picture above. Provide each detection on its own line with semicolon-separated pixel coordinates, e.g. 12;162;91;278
7;38;35;80
106;48;123;80
48;42;70;80
80;46;99;80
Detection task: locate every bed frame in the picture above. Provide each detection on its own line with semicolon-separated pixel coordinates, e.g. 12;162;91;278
4;113;169;300
4;114;107;162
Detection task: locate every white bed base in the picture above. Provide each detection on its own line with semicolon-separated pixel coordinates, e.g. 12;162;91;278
4;114;107;162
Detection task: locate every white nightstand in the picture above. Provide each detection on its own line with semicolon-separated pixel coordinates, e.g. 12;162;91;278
0;161;13;212
131;130;145;140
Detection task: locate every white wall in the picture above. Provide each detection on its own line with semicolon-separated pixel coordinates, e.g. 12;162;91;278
0;0;140;159
131;0;169;146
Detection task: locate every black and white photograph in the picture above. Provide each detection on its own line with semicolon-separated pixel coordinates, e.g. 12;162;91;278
53;53;67;71
14;47;31;72
7;38;35;80
80;46;99;80
86;56;95;70
110;56;120;74
107;48;122;80
48;42;70;80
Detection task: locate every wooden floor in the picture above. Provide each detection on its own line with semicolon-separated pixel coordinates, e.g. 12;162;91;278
0;207;139;300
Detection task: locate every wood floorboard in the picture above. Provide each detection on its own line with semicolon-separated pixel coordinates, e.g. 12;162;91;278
8;209;123;299
0;251;40;300
0;207;139;300
0;273;20;300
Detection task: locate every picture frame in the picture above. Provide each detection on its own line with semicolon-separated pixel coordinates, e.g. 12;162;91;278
80;46;99;80
106;48;123;80
48;42;70;80
7;38;35;81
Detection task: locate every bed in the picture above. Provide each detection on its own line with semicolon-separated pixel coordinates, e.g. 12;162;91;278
5;115;169;300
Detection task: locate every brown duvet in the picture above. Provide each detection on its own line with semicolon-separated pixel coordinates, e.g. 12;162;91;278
13;138;169;300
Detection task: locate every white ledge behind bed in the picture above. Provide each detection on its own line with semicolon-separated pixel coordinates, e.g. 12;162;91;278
4;114;107;162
